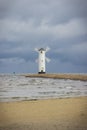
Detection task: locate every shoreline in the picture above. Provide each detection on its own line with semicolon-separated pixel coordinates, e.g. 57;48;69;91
0;95;87;103
24;73;87;81
0;96;87;130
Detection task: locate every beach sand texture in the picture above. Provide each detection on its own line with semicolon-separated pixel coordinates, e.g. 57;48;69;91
0;97;87;130
24;73;87;81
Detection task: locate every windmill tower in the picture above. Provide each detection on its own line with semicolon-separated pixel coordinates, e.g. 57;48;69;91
35;47;50;74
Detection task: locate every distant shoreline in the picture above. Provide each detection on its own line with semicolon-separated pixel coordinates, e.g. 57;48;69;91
23;73;87;81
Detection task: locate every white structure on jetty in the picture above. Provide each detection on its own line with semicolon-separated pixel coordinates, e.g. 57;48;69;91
35;47;50;74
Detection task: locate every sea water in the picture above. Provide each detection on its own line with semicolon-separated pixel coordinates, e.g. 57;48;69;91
0;74;87;102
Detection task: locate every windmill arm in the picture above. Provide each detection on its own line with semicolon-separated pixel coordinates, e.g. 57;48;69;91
46;46;50;52
35;48;38;52
46;57;51;62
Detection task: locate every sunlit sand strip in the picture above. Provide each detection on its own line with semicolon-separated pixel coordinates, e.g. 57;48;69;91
0;96;87;130
24;73;87;81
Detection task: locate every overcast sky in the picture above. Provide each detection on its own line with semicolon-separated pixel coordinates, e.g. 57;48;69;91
0;0;87;73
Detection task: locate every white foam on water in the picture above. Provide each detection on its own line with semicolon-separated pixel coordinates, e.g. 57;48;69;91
0;74;87;102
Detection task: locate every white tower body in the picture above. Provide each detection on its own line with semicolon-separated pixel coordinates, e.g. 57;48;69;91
38;48;46;74
35;47;50;74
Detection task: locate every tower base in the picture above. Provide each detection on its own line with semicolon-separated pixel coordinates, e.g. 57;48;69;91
38;72;46;74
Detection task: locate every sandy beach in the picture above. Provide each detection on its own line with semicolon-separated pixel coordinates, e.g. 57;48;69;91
24;73;87;81
0;96;87;130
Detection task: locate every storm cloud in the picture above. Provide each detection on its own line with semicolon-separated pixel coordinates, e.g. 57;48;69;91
0;0;87;73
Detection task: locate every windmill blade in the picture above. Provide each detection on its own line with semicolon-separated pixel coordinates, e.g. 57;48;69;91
46;57;51;62
46;46;50;52
35;48;38;52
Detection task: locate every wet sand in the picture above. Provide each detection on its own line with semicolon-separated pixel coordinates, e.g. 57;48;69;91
0;96;87;130
24;73;87;81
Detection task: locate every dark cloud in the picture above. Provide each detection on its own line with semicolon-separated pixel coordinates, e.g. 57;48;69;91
0;51;36;62
49;42;87;67
0;0;14;18
0;0;87;73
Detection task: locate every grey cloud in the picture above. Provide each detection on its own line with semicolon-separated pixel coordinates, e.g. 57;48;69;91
0;48;36;62
0;0;87;23
0;41;39;63
49;42;87;67
0;0;14;18
0;0;87;73
0;18;87;43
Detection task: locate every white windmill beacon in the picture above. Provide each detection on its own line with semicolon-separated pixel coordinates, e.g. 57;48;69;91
35;47;50;74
